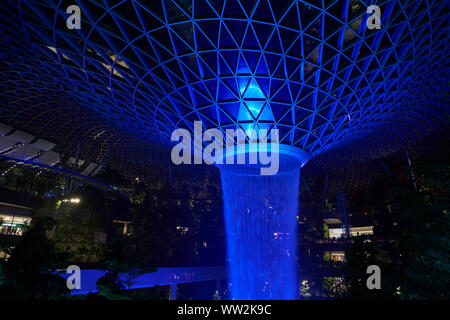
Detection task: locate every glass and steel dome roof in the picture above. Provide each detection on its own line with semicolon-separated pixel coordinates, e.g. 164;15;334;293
0;0;448;184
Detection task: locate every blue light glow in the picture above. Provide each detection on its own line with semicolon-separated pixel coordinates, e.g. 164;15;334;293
0;0;447;301
238;79;274;132
219;151;305;299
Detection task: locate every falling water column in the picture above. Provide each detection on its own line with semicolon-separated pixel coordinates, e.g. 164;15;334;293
218;146;307;299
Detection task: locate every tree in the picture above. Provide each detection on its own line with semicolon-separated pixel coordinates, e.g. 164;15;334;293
342;236;398;299
0;217;69;299
390;156;450;300
342;150;450;300
34;189;114;263
94;223;157;299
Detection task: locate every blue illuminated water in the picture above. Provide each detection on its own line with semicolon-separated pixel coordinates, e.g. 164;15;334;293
220;162;300;299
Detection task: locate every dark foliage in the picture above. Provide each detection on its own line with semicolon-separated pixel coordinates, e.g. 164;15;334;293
0;217;69;299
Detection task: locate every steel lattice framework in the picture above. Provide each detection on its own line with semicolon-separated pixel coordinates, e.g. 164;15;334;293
0;0;448;187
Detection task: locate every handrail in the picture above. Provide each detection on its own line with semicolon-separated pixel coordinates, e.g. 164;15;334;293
55;266;227;296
